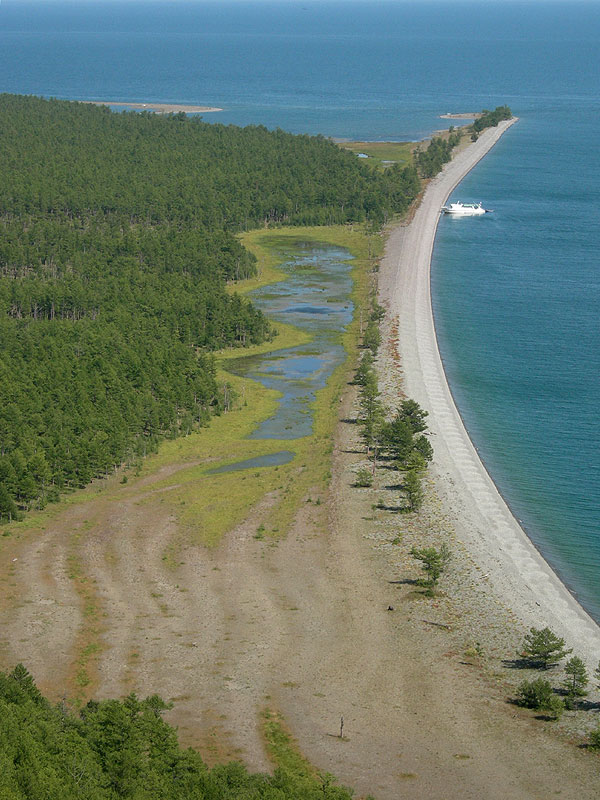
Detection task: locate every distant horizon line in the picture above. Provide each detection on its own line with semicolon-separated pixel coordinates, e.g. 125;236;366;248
4;0;600;6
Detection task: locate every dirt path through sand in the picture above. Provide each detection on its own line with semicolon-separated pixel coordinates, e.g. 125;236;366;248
4;376;600;797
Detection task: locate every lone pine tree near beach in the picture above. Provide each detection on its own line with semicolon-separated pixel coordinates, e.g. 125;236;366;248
410;544;452;593
519;628;572;670
563;656;589;707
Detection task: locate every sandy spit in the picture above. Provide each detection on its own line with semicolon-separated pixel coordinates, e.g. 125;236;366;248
440;112;482;119
83;101;223;113
379;118;600;665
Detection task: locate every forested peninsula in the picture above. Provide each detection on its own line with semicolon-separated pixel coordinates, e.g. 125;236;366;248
0;94;420;518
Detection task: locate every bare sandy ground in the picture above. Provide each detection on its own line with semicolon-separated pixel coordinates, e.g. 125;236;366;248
378;119;600;666
5;386;600;799
440;113;481;120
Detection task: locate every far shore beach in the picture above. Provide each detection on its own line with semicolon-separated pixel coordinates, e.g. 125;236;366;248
83;101;223;113
379;119;600;665
440;112;482;119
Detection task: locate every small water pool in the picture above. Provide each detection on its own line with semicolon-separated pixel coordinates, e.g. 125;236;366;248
227;242;354;440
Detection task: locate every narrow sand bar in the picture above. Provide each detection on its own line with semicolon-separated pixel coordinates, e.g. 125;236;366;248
440;112;481;119
84;101;222;113
380;119;600;663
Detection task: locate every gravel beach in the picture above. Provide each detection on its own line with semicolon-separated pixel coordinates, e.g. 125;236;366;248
378;118;600;666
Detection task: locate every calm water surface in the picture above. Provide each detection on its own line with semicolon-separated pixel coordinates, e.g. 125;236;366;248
205;451;295;475
228;243;353;439
432;112;600;617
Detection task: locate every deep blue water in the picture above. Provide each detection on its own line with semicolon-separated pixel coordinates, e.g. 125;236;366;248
1;0;599;617
3;0;599;140
432;112;600;618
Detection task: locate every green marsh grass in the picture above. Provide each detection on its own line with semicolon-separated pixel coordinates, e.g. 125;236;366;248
261;709;316;778
340;140;415;168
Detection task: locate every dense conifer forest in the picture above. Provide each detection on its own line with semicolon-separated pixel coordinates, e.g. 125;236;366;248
0;94;421;517
415;130;461;178
472;105;512;133
0;665;355;799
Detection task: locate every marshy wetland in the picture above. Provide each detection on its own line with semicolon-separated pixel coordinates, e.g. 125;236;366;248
227;241;354;441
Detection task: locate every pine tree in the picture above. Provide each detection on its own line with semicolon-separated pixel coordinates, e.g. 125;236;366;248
0;484;18;522
357;373;386;461
563;656;588;708
353;352;374;386
519;628;572;670
398;399;429;433
410;544;452;593
594;659;600;690
404;470;424;511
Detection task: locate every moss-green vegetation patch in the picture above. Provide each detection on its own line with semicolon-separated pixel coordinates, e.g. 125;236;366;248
261;709;355;797
340;140;415;168
136;224;381;547
66;523;105;703
235;225;381;533
261;709;317;778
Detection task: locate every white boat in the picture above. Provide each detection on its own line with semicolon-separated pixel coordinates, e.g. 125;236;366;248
440;201;492;216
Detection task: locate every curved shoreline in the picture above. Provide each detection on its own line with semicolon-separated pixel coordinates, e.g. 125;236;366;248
379;119;600;664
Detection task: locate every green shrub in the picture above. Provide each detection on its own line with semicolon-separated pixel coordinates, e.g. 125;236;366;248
515;678;563;718
354;467;373;488
515;678;553;708
588;728;600;750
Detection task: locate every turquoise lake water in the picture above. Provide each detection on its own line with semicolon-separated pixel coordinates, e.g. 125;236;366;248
1;0;599;618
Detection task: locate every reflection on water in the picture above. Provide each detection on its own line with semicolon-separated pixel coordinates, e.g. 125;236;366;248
205;450;295;475
227;242;354;439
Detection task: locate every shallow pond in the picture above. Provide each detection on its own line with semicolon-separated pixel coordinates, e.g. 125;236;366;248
227;242;354;440
205;450;295;475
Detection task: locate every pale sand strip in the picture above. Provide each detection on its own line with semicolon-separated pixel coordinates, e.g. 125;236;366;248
83;101;222;113
440;112;481;119
379;119;600;664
